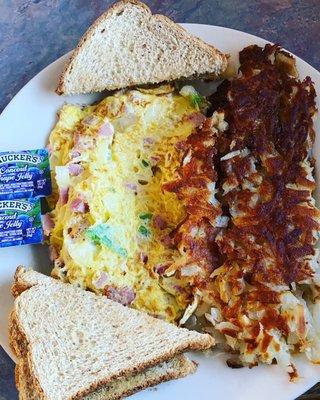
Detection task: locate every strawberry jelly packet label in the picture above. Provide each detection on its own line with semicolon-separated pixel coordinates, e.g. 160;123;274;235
0;149;51;200
0;198;43;247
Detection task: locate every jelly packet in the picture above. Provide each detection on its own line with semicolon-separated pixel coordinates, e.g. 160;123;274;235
0;198;43;247
0;149;51;200
0;148;52;248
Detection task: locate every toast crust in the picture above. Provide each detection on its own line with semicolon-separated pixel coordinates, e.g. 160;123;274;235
11;266;54;298
11;266;34;297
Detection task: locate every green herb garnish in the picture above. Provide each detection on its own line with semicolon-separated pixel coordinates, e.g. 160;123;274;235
86;224;127;257
141;159;149;167
139;212;153;220
190;93;203;109
138;225;151;237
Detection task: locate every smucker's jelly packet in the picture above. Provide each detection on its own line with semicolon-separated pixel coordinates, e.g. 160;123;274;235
0;198;43;247
0;149;51;200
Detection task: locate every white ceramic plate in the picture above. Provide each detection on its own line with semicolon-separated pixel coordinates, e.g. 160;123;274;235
1;25;320;400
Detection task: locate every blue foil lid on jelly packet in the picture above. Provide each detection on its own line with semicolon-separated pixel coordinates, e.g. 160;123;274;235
0;149;51;200
0;198;43;247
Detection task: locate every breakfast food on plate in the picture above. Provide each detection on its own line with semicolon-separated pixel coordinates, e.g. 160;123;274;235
46;83;228;323
196;44;319;378
56;0;228;95
46;42;320;380
48;39;320;380
0;149;51;200
0;198;43;248
10;267;213;400
0;149;51;248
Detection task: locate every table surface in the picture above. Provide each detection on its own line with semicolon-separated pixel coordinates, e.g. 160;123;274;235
0;0;319;399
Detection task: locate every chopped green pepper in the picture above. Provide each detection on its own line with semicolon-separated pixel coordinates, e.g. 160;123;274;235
138;225;151;237
190;93;204;109
141;159;149;167
86;223;127;257
139;212;153;220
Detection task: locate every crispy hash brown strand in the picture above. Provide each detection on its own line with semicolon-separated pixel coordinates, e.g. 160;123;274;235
163;113;229;324
207;44;320;379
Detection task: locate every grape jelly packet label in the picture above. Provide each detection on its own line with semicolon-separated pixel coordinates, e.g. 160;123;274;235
0;198;43;247
0;149;51;200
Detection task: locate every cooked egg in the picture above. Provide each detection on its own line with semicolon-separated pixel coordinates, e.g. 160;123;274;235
47;85;202;322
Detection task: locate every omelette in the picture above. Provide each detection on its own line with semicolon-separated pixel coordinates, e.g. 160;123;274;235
46;85;217;322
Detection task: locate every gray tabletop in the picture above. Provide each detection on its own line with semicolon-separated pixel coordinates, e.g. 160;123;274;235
0;1;319;399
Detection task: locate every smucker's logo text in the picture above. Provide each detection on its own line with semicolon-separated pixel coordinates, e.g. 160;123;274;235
0;152;42;165
0;200;32;212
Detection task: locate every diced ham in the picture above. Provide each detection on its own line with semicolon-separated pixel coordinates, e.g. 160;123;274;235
42;213;54;236
175;140;187;151
70;149;81;159
150;155;161;166
71;197;88;213
125;182;138;191
143;137;155;147
105;286;136;306
48;245;59;262
154;264;169;275
161;234;174;248
59;188;69;205
153;215;167;230
186;112;206;127
173;285;185;294
98;120;114;137
68;163;83;176
93;272;109;289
